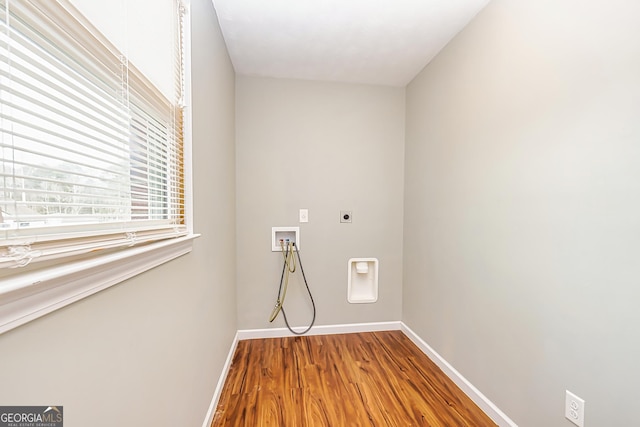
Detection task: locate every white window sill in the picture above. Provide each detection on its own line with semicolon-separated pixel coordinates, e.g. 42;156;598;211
0;234;199;335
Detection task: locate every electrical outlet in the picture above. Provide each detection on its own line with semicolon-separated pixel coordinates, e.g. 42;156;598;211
340;210;352;223
565;390;585;427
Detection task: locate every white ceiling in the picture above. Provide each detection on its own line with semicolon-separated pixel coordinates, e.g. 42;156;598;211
211;0;490;87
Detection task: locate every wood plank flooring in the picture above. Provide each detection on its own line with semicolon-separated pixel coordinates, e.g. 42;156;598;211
212;330;497;426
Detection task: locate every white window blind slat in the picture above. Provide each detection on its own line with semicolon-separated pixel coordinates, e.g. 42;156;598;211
4;1;124;102
0;35;127;127
0;118;128;165
0;40;126;125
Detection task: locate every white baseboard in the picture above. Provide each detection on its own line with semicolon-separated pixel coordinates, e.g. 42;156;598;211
236;320;401;340
201;331;239;427
202;321;516;427
400;323;518;427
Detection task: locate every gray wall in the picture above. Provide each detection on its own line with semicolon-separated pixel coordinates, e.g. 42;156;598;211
0;1;237;426
403;0;640;426
235;76;405;330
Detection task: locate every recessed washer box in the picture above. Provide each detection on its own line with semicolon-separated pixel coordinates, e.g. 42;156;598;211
271;227;300;251
348;258;378;303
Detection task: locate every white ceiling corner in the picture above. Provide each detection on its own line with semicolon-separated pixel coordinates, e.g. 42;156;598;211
211;0;490;87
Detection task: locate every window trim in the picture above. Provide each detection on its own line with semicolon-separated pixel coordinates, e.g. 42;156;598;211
0;233;198;334
0;0;195;335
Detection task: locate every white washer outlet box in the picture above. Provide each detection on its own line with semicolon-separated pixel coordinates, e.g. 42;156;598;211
271;227;300;251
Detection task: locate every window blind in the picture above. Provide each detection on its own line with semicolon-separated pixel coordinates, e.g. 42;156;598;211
0;0;186;268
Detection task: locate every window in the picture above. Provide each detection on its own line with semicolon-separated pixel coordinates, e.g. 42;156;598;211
0;0;187;268
0;0;193;334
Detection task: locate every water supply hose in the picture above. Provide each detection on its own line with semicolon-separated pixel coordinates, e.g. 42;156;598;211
269;241;316;335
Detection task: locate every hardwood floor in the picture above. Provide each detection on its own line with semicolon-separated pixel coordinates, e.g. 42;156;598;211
212;331;497;426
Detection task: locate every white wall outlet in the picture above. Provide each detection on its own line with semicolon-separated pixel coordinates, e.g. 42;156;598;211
565;390;585;427
340;210;352;223
299;209;308;223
